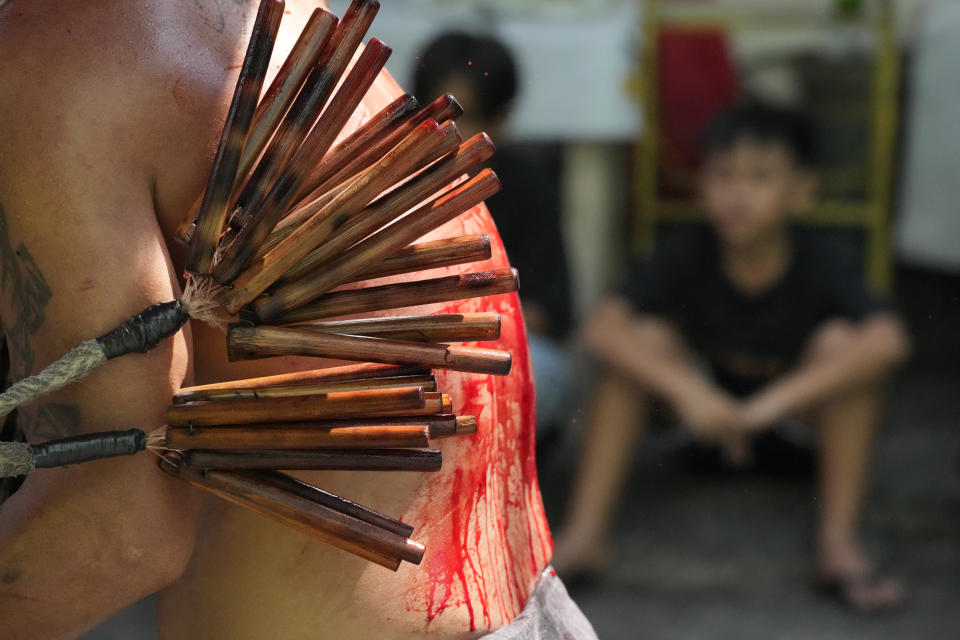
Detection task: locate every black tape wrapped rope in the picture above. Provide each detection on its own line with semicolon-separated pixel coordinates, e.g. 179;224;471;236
0;429;147;477
0;300;196;421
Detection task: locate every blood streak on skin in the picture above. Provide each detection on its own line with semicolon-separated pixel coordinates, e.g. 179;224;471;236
350;72;551;633
401;203;552;632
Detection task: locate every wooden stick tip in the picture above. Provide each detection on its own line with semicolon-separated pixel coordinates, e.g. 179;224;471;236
406;539;426;565
460;133;496;164
417;118;442;135
455;416;478;436
438;93;464;121
366;37;390;55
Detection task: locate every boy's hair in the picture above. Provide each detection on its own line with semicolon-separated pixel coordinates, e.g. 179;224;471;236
413;31;518;121
701;102;817;168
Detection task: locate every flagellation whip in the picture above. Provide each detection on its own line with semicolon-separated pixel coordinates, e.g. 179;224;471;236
0;0;521;570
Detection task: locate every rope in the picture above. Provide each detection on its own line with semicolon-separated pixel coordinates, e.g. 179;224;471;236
0;278;224;420
181;275;228;331
0;441;35;477
0;340;106;420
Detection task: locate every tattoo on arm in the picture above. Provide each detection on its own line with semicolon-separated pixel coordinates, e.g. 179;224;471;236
19;403;82;440
0;201;80;439
0;201;51;381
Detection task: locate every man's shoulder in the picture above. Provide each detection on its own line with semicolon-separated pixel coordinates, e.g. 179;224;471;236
0;1;234;155
0;1;165;89
0;0;249;232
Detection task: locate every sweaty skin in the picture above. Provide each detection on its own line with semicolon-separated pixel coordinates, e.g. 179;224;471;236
0;1;551;638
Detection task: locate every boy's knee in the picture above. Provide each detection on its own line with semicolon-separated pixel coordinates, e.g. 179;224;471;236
584;298;678;355
632;317;685;354
804;319;856;363
600;369;641;399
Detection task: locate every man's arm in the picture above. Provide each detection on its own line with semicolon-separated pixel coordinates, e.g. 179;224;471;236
740;313;911;431
0;12;202;638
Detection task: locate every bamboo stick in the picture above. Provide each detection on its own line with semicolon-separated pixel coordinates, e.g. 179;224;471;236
167;386;426;427
274;166;497;293
176;363;429;399
298;312;500;343
249;469;413;537
185;0;285;274
173;373;436;404
292;93;462;207
347;235;491;283
227;0;378;223
227;325;512;375
280;94;421;217
290;118;463;220
162;424;430;450
213;38;393;284
261;132;494;272
254;96;463;253
174;10;337;245
433;393;453;415
271;119;463;254
370;391;447;416
160;454;420;568
217;120;446;314
234;9;339;196
254;169;501;321
269;268;519;324
182;448;442;472
208;414;459;437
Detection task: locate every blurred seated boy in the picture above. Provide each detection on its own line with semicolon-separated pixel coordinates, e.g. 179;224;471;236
553;103;910;612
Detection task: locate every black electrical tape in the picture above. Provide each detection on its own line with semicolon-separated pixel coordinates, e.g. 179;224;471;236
96;300;190;360
30;429;147;469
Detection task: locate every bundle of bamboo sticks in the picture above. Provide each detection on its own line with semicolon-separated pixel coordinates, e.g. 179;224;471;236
0;0;518;570
175;0;517;366
154;363;477;569
150;0;519;569
0;0;520;423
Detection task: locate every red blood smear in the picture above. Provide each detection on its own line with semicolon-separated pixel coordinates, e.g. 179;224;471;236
400;203;552;632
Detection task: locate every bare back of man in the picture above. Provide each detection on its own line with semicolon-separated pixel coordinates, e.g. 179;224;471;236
0;1;551;638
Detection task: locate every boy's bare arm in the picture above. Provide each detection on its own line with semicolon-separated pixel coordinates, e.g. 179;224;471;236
740;313;910;430
0;15;202;638
584;297;742;440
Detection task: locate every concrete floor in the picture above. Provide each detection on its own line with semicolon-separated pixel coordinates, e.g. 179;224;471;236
540;369;960;640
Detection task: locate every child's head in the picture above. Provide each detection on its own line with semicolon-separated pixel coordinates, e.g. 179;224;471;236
699;102;818;247
413;31;518;140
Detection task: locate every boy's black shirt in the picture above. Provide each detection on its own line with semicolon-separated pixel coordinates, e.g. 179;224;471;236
621;225;889;395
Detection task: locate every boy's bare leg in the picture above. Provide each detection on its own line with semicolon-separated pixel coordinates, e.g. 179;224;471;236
553;300;743;574
815;385;904;609
552;373;647;573
766;320;905;610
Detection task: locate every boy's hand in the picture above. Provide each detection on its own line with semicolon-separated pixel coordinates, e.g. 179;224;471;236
679;388;754;468
739;392;788;432
676;385;743;443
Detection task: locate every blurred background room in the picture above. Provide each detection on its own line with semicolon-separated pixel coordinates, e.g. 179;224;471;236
86;0;959;637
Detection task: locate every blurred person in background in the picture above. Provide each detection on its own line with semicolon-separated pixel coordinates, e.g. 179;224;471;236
553;102;910;613
414;31;574;435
